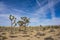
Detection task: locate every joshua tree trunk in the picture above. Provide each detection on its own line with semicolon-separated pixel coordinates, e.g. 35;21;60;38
19;26;21;31
24;24;26;31
14;25;16;33
11;21;13;34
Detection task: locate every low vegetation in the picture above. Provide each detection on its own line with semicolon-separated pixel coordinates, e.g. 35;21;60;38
0;15;60;40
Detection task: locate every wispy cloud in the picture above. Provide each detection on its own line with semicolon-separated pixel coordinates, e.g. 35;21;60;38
34;0;60;16
36;0;47;7
0;0;60;26
29;0;60;26
40;18;60;26
48;0;56;19
0;2;27;26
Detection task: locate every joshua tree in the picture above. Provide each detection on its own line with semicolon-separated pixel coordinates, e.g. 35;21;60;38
40;25;43;30
17;17;30;31
13;18;17;33
17;21;24;31
21;17;30;30
9;15;17;34
9;15;14;33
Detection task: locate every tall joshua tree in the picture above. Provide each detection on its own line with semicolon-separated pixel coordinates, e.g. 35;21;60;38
13;18;17;33
9;15;15;33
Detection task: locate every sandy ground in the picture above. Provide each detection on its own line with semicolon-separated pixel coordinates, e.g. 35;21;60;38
0;28;60;40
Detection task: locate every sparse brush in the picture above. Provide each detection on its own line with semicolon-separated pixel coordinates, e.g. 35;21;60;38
9;15;17;34
34;32;45;37
0;35;8;40
22;35;30;37
10;35;17;38
2;32;6;35
27;39;30;40
49;29;55;32
2;36;8;40
44;36;54;40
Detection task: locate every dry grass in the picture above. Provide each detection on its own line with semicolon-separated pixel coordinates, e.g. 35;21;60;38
0;26;60;40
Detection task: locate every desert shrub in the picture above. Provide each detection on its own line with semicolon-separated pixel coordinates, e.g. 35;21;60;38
22;31;27;34
34;32;45;36
56;32;60;36
10;34;18;38
0;35;2;37
10;36;17;38
27;39;30;40
53;26;60;29
49;29;55;32
31;30;34;32
22;35;30;37
0;35;7;40
44;36;54;40
2;36;7;40
36;36;40;38
42;27;46;31
2;33;6;35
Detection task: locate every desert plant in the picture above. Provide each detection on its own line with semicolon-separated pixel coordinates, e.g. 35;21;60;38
9;15;14;33
0;34;7;40
17;21;24;31
22;34;30;37
9;15;17;34
21;17;30;30
44;36;54;40
34;32;45;36
17;17;30;31
13;18;17;33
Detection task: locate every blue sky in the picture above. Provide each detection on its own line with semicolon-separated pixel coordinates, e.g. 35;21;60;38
0;0;60;26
